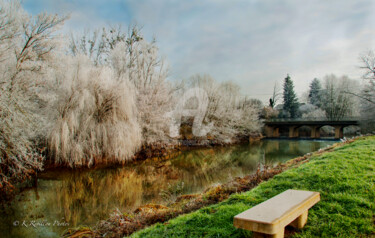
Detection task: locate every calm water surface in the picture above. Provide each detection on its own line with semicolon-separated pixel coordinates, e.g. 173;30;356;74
0;139;335;237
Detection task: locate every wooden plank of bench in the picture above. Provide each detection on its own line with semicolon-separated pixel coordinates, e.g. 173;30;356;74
233;189;320;237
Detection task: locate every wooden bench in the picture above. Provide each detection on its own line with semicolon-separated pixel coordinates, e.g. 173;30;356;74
233;189;320;238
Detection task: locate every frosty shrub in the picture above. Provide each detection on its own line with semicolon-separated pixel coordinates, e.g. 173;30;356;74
262;106;279;119
49;55;142;167
302;108;326;119
299;104;326;119
181;75;262;144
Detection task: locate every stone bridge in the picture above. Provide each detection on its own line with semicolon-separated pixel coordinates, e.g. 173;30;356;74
264;118;360;139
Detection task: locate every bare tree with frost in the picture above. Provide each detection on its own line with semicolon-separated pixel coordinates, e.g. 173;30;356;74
320;74;360;121
0;0;66;195
357;51;375;124
111;39;174;146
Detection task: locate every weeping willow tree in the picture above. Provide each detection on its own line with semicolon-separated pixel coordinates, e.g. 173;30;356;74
69;25;175;147
48;56;142;167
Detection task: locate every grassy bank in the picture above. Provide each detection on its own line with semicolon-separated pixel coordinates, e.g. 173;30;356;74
132;136;375;237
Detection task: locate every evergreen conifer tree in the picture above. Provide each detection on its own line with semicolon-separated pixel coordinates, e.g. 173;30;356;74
283;74;299;118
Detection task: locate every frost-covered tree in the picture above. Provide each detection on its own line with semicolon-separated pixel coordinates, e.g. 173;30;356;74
110;35;173;146
282;74;299;118
308;78;322;107
358;51;375;127
70;26;174;146
49;56;141;167
0;0;67;195
181;74;261;144
69;25;139;66
359;51;375;104
320;74;359;121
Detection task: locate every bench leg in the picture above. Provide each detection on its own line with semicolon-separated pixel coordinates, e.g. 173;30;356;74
253;228;284;238
290;210;308;229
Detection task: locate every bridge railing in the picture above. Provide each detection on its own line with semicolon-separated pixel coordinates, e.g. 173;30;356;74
265;117;362;122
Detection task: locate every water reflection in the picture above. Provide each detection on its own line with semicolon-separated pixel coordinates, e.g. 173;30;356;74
0;139;334;237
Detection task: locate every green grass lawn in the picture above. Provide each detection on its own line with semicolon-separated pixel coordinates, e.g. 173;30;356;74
131;136;375;238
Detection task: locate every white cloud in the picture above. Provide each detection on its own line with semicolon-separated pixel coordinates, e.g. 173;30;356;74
23;0;375;103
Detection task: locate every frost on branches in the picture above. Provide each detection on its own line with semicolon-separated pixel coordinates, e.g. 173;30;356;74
0;0;66;196
0;1;263;197
70;26;175;147
48;56;142;167
180;75;262;144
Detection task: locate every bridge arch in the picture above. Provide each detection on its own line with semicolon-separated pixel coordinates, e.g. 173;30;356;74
318;125;335;138
295;126;312;138
343;125;361;137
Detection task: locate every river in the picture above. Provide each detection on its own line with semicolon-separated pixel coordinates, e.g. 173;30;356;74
0;139;335;237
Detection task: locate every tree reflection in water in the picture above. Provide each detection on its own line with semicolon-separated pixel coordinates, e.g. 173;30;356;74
0;139;334;238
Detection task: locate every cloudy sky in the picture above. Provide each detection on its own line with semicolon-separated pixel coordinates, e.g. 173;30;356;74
23;0;375;102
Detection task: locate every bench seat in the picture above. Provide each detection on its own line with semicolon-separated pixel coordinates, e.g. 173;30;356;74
233;189;320;238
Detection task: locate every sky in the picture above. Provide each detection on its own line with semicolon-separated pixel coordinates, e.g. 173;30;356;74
22;0;375;103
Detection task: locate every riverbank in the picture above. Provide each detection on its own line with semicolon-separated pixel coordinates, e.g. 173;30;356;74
129;135;375;237
1;134;263;201
62;138;351;237
42;134;264;170
3;139;328;238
